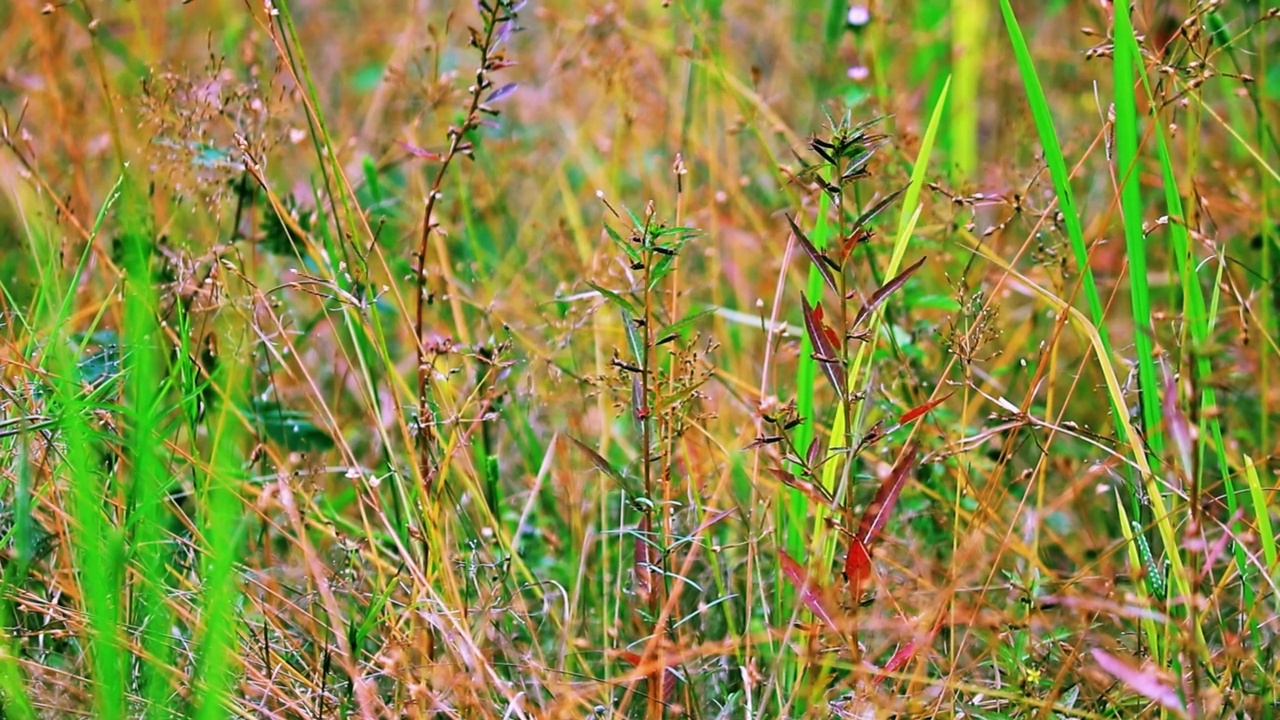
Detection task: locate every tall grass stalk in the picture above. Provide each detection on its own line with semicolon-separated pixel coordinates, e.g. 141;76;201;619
998;1;1204;661
950;0;986;181
2;1;1277;716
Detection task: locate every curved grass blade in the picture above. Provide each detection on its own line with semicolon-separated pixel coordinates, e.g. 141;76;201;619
997;0;1106;328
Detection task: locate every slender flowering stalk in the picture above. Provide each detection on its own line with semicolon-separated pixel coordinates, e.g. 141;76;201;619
414;0;521;488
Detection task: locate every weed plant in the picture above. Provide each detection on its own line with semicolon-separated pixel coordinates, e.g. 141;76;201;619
0;1;1278;718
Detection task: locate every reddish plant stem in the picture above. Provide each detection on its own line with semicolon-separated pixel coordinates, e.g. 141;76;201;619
414;3;504;490
412;1;507;664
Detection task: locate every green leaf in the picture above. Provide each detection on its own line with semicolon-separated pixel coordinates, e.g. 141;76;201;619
655;309;712;345
586;281;640;317
604;223;641;264
244;399;334;453
621;309;644;367
648;253;678;289
567;435;640;496
77;349;121;386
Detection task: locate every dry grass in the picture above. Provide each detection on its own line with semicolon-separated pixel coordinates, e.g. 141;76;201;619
1;1;1278;718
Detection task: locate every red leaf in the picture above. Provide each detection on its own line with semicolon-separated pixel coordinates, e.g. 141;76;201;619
857;442;919;547
845;441;919;594
838;227;872;265
801;297;846;398
1091;649;1187;716
899;391;954;425
768;467;835;507
874;639;919;681
844;537;873;588
850;255;926;328
779;550;840;631
786;213;839;294
873;613;942;683
691;507;735;537
805;436;823;470
397;140;443;160
617;650;679;700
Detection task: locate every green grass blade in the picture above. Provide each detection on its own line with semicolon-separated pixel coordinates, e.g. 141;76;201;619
1118;15;1225;669
118;170;180;718
999;0;1177;635
950;0;986;181
54;332;127;720
192;334;249;720
997;0;1106;328
1244;455;1277;572
1112;0;1163;461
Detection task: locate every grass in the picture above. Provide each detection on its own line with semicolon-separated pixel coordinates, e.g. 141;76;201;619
0;0;1278;717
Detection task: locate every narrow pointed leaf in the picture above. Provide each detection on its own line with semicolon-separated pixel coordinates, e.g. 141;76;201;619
851;255;926;329
805;437;823;471
779;550;840;631
621;310;644;367
568;435;637;495
800;297;845;398
899;391;954;426
769;466;836;507
691;507;736;537
873;614;941;682
745;435;784;450
623;206;645;234
875;639;919;681
858;441;920;546
656;309;713;345
484;82;518;104
397;141;443;160
809;141;836;166
604;224;641;263
1091;650;1187;716
846;441;919;589
853;186;907;231
648;253;680;289
787;214;839;294
586;281;640;317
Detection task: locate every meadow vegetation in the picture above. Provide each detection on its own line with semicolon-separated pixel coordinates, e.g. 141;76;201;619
0;0;1278;717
